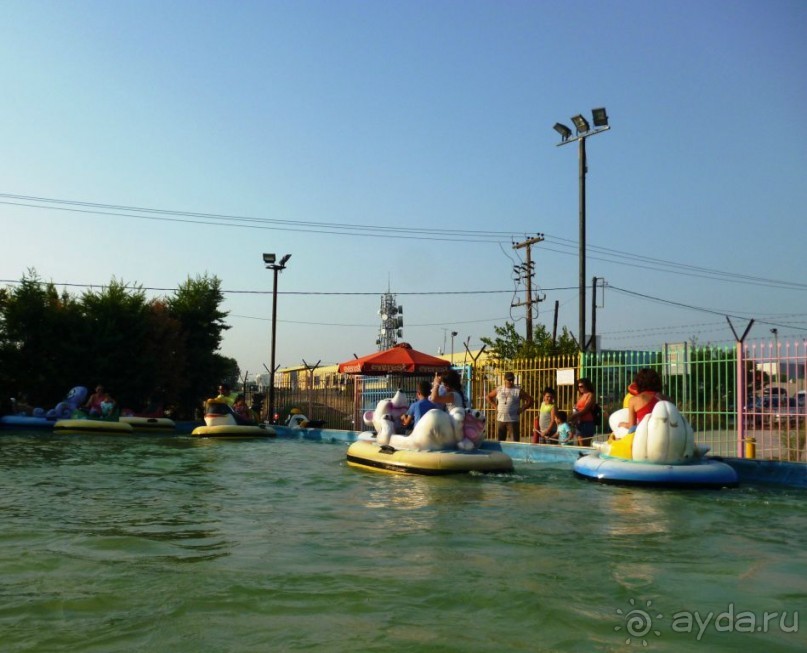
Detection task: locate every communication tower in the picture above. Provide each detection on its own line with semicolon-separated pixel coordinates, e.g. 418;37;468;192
376;291;403;350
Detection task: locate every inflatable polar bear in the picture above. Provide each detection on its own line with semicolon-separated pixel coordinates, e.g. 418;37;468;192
362;389;409;435
364;390;487;452
596;400;708;464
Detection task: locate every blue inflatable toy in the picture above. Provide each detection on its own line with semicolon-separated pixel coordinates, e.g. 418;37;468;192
45;386;88;419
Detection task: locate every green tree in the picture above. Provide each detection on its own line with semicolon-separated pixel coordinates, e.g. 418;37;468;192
216;355;241;390
141;299;187;412
0;270;84;406
167;274;230;417
0;271;234;419
480;322;579;360
78;279;152;409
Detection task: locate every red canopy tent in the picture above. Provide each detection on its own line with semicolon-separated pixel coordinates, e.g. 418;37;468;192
338;342;451;376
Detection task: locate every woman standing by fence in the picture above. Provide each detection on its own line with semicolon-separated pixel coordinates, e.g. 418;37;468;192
570;377;596;446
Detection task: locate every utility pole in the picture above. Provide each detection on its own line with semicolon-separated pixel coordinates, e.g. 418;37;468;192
512;234;545;341
588;277;606;352
590;276;598;352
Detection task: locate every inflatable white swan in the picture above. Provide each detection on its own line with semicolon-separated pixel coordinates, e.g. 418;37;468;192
363;391;487;452
595;400;707;464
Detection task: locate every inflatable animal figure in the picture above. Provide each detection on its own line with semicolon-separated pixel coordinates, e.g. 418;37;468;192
596;401;701;464
362;390;410;433
457;408;487;451
363;390;487;452
286;408;309;428
386;390;410;430
287;415;309;428
363;398;398;444
203;400;255;427
385;406;466;451
45;386;89;420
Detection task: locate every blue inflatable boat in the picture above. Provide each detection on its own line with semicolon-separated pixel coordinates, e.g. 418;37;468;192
573;452;739;489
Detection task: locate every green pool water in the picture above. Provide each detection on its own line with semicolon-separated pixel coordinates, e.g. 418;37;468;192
0;432;804;652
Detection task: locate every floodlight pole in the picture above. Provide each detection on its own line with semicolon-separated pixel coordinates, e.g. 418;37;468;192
263;253;291;423
554;110;610;352
578;135;587;351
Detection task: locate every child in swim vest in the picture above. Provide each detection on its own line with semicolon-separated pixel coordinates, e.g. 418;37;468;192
532;387;558;444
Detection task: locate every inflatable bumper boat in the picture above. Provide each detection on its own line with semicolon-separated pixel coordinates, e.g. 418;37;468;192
573;402;738;488
120;416;176;432
2;386;90;429
191;400;275;438
54;419;134;435
0;415;55;429
346;439;514;475
573;452;738;488
191;424;274;438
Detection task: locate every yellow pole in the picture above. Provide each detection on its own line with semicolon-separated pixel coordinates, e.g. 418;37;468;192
744;437;756;459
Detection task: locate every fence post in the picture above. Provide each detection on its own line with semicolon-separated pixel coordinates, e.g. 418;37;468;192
736;340;745;458
727;316;754;458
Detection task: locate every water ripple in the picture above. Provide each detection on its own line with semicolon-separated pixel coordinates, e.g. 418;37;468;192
1;434;805;652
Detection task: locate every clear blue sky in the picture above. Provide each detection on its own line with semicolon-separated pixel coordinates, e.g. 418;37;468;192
1;0;805;378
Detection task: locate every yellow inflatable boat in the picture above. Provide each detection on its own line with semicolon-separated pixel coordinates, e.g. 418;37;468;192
190;424;275;438
54;419;134;435
346;439;514;475
120;416;176;432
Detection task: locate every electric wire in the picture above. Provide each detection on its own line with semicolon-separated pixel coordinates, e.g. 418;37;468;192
3;193;807;340
2;191;806;290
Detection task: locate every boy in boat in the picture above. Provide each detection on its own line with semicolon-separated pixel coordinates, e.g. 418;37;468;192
400;381;440;433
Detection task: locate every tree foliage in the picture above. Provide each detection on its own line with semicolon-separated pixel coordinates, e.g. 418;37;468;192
480;322;579;360
0;271;237;419
167;274;232;415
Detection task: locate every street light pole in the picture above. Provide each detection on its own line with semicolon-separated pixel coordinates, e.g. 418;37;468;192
554;108;610;352
577;135;587;352
263;253;292;423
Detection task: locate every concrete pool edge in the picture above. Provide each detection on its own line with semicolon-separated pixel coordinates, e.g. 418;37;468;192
271;425;807;489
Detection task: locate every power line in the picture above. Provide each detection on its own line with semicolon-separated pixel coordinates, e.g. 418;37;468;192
540;235;807;291
4;273;803;340
3;274;805;333
0;195;512;244
609;285;807;332
2;191;806;290
0;278;528;296
231;314;510;327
